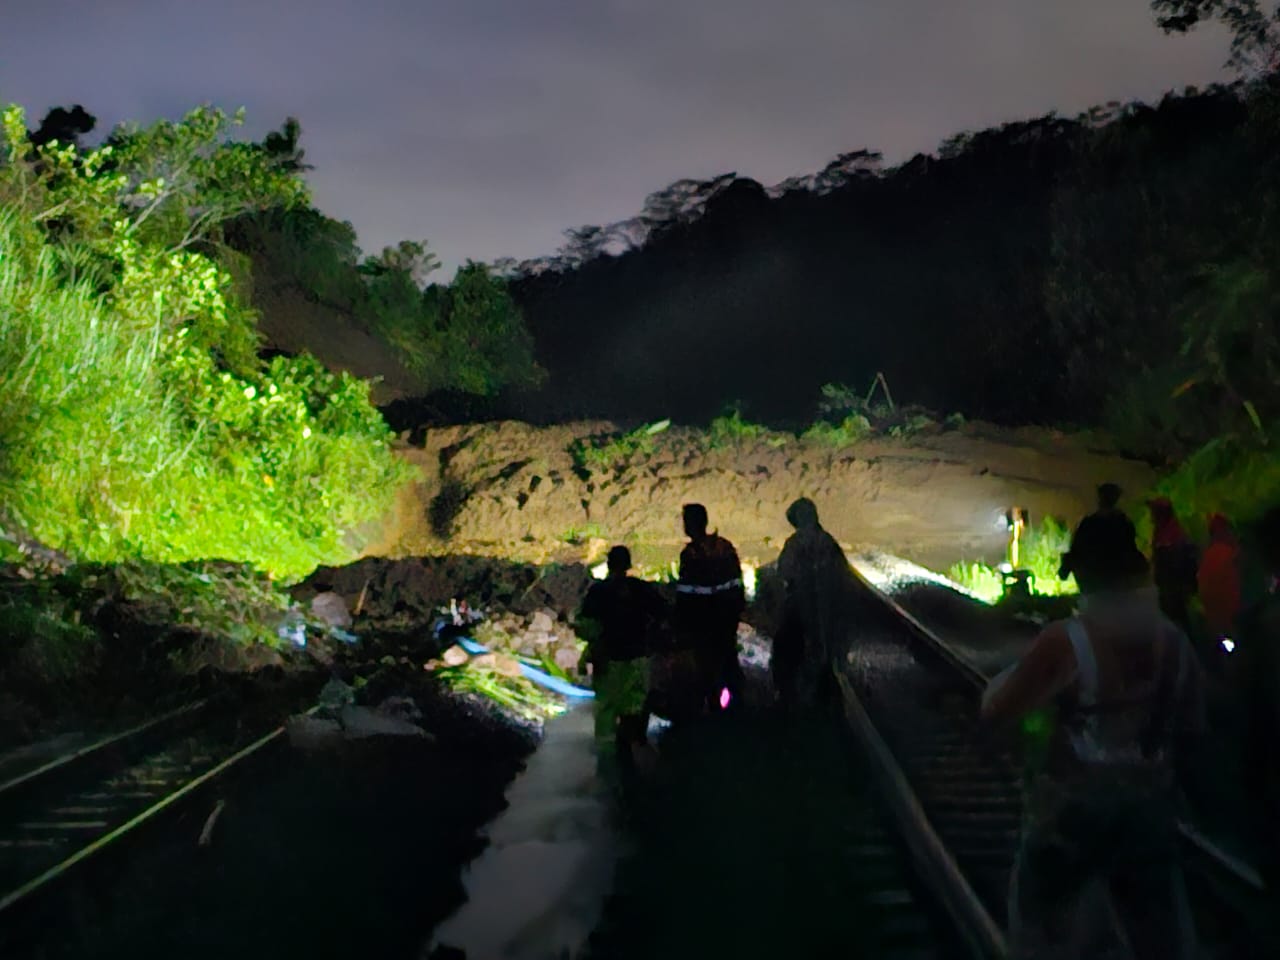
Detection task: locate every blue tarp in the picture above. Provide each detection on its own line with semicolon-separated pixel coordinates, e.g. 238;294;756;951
455;636;595;699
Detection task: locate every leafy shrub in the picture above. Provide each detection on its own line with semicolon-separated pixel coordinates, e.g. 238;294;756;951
946;516;1078;603
801;414;873;447
707;408;773;447
889;413;937;438
0;104;413;580
232;210;544;396
560;523;607;545
569;420;668;474
79;561;296;647
817;382;866;419
1019;517;1078;597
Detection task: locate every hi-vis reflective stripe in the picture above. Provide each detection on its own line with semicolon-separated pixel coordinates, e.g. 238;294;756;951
676;578;743;596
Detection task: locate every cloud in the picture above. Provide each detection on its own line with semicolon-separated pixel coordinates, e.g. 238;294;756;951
1;0;1232;271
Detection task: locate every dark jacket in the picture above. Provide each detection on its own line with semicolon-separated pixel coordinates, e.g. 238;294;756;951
676;533;744;646
1060;508;1141;592
578;575;665;665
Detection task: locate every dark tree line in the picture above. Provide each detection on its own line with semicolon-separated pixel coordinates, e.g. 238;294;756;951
504;77;1280;460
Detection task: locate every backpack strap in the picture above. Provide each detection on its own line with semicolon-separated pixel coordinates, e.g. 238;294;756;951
1066;617;1097;708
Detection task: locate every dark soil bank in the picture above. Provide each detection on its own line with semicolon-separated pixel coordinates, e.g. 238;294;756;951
11;689;532;960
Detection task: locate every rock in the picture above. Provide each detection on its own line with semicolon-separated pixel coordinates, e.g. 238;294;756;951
310;591;353;629
338;704;429;739
287;715;344;751
529;610;555;633
471;652;523;678
442;645;470;667
524;629;555;649
376;695;424;724
553;646;581;673
318;677;357;715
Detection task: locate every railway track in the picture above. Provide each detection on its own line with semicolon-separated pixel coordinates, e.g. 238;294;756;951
840;569;1274;959
0;692;315;953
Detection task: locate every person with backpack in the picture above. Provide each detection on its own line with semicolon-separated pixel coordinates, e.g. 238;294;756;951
981;544;1205;960
1059;482;1139;593
577;545;665;777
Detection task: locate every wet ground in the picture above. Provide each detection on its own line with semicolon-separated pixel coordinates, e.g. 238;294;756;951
585;707;964;960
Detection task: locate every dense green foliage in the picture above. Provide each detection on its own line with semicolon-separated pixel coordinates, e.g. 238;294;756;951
0;104;412;579
229;208;543;396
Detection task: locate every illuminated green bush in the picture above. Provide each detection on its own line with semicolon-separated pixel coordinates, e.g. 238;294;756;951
0;104;412;580
708;407;782;448
801;414;873;447
568;420;668;475
946;517;1078;604
945;561;1005;604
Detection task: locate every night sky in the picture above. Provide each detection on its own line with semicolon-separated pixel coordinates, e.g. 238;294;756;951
4;1;1230;272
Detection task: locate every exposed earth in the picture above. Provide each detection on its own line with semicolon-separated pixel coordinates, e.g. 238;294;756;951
361;419;1155;574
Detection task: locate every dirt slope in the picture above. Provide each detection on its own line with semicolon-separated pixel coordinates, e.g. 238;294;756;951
359;421;1154;574
254;282;420;405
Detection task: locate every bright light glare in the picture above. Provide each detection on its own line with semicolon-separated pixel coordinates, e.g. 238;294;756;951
1221;638;1236;654
998;562;1014;574
719;688;731;710
590;560;609;580
742;563;757;602
851;552;997;605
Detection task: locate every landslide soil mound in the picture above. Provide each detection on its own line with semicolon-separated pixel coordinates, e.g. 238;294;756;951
361;420;1154;573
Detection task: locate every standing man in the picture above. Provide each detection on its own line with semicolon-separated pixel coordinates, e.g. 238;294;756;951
774;497;855;710
675;504;746;714
1059;482;1139;593
981;547;1204;960
577;545;665;777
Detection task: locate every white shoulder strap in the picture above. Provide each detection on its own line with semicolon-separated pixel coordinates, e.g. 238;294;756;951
1066;618;1097;707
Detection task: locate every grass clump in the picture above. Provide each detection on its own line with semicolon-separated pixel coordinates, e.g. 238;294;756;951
946;517;1078;604
434;664;565;722
560;523;607;545
945;561;1005;605
811;381;941;442
78;561;298;648
707;407;787;449
569;419;669;475
801;414;874;448
0;592;100;684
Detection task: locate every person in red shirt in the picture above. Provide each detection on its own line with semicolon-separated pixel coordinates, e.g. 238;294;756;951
1197;513;1241;643
981;545;1204;960
1148;497;1199;631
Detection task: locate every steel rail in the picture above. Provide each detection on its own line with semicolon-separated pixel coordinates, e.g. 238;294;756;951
847;563;1269;896
0;705;319;919
834;667;1009;960
0;700;208;801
